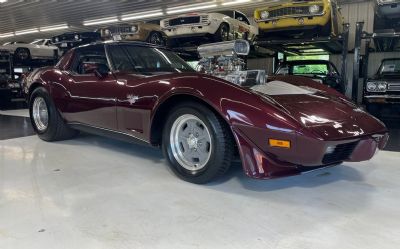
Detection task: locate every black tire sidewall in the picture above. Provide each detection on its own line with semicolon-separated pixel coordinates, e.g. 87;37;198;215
29;87;60;140
15;48;31;61
215;23;229;42
162;104;228;183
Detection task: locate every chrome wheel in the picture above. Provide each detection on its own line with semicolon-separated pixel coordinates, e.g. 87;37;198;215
170;114;212;171
220;25;229;41
32;97;49;131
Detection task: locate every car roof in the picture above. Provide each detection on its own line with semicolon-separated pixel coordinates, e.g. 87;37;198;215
74;40;165;50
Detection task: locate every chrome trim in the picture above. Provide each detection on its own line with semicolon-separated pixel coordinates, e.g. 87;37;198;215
67;122;149;143
364;95;400;99
256;11;326;22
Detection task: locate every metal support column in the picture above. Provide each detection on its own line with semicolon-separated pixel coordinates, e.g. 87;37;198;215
363;39;371;86
341;23;350;92
352;22;364;103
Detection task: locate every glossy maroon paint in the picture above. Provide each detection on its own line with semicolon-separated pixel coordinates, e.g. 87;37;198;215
25;42;389;179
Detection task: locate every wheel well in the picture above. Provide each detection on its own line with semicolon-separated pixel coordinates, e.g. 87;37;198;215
28;82;44;101
150;94;234;147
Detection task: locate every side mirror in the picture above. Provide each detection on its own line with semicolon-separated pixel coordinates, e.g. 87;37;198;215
94;63;110;79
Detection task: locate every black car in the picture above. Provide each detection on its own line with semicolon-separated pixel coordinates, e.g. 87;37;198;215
274;60;345;93
364;58;400;115
51;32;101;52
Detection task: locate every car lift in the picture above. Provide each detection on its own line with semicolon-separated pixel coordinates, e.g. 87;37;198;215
254;23;350;89
0;49;59;108
352;21;400;103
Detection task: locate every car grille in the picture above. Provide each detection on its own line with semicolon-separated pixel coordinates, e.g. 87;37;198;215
322;141;359;165
164;15;208;28
387;83;400;91
268;6;316;18
108;26;137;34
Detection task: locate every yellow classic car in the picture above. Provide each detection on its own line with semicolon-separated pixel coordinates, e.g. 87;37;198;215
254;0;344;37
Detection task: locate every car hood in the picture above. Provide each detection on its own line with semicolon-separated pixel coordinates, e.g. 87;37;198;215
251;81;387;139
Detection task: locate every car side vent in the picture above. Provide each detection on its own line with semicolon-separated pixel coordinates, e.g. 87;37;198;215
322;141;359;164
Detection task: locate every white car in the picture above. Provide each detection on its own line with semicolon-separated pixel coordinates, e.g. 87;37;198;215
1;39;58;61
160;10;258;45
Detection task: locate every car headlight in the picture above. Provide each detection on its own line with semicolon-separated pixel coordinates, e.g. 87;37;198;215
131;25;138;32
309;5;321;14
377;82;387;91
74;34;80;40
366;82;377;92
366;81;387;92
260;11;269;19
104;29;111;35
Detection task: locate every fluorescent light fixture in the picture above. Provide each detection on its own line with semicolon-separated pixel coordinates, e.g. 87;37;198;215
121;9;163;21
83;16;119;26
222;0;251;6
15;28;39;35
40;24;69;32
0;0;8;3
166;3;217;14
0;32;14;38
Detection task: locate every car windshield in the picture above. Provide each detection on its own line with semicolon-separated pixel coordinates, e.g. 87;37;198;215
379;59;400;75
292;64;328;76
108;45;195;74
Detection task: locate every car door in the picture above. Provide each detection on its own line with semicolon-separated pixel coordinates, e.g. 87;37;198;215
106;44;160;142
62;44;118;130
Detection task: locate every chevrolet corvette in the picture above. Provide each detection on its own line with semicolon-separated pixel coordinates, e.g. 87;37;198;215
25;41;388;183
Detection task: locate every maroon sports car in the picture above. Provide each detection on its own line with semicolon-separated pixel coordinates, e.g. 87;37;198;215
25;41;388;183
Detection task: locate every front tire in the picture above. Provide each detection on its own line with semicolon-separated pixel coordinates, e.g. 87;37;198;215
29;87;78;141
214;23;230;42
162;102;234;184
14;48;31;62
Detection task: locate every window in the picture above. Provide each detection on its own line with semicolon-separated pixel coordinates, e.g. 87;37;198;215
217;11;234;18
293;64;329;75
379;59;400;75
276;67;289;75
72;45;109;75
234;12;250;25
108;45;194;74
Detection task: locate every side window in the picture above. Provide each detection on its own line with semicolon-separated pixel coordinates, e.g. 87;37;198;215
71;46;109;75
235;12;250;25
276;67;289;75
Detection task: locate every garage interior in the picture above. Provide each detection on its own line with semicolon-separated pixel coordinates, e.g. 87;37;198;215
1;0;399;248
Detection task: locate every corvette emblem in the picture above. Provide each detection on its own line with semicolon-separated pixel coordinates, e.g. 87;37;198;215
127;94;139;105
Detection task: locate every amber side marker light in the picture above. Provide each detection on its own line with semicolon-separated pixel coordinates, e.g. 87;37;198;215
269;139;291;149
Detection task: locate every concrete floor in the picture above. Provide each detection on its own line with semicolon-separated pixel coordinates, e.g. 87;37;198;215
1;132;400;249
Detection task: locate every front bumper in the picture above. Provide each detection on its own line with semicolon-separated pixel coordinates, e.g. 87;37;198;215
256;13;329;31
364;95;400;104
232;124;388;179
162;24;217;38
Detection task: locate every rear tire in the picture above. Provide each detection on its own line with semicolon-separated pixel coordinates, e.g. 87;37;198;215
147;32;165;46
29;87;78;141
162;102;234;184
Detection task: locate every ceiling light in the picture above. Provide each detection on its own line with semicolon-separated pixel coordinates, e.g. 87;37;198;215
15;28;39;35
222;0;251;6
40;24;69;32
121;10;163;21
0;32;14;38
166;3;217;14
83;16;119;26
0;0;8;3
